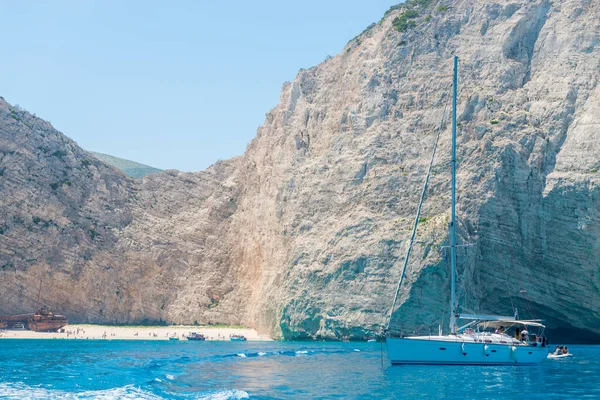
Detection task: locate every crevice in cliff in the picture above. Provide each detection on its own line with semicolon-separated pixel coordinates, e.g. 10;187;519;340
502;1;551;87
541;84;578;189
354;162;368;184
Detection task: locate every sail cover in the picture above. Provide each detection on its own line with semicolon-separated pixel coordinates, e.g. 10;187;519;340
458;314;516;321
483;320;546;328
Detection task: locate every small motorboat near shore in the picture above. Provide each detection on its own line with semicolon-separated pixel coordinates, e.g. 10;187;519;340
229;334;247;342
168;336;179;341
186;332;206;341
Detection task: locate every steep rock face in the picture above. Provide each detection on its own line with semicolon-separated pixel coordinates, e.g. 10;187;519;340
229;0;600;341
0;100;133;319
1;0;599;341
0;99;243;325
121;162;245;326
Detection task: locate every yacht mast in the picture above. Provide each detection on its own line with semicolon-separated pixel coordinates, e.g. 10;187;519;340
450;56;458;335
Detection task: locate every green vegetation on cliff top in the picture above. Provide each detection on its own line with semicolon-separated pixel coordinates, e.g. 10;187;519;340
89;152;162;178
387;0;445;33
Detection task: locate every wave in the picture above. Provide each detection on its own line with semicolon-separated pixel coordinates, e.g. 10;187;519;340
230;347;363;359
0;383;249;400
0;383;162;399
195;389;250;400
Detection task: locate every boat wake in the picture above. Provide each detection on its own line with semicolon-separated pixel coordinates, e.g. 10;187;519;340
230;347;361;358
0;383;249;400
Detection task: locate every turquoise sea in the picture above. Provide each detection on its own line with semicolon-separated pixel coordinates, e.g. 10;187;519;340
0;340;598;399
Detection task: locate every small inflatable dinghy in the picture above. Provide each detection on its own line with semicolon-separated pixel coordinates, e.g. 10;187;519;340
548;353;573;359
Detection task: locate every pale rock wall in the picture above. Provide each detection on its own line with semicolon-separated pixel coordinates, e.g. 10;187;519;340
231;0;600;340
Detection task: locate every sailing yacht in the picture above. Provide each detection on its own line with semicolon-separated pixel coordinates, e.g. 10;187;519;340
385;56;548;365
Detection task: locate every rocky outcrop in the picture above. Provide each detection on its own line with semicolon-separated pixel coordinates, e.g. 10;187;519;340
0;100;244;325
1;0;599;342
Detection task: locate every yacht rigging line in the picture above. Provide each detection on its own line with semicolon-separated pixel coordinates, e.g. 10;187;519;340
386;83;452;331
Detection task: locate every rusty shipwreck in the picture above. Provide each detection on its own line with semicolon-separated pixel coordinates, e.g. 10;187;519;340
0;307;68;332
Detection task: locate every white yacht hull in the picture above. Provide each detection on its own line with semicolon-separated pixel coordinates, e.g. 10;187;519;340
386;337;548;365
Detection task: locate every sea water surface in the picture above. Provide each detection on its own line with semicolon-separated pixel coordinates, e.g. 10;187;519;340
0;340;598;399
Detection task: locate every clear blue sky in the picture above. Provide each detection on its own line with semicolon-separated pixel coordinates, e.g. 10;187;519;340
0;1;399;172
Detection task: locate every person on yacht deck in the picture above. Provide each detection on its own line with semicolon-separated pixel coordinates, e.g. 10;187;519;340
494;326;505;335
520;326;529;342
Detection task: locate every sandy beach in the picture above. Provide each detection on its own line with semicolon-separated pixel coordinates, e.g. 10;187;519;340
0;324;272;341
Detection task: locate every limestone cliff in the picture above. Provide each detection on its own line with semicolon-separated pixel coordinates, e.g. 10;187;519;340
1;0;599;342
0;100;243;326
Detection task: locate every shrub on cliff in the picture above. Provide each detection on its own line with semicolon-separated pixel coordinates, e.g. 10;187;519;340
385;0;430;17
393;10;419;32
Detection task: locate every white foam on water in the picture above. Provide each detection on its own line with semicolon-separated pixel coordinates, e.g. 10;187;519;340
236;353;247;358
353;349;361;352
165;374;175;381
0;383;163;399
0;383;250;400
257;352;267;356
195;389;250;400
295;350;308;355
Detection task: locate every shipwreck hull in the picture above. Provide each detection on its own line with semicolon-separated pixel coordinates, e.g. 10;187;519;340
0;312;68;332
28;315;68;332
